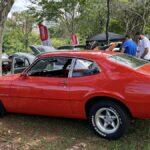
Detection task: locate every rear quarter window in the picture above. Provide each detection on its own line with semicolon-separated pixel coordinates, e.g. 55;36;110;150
108;54;149;69
72;59;100;77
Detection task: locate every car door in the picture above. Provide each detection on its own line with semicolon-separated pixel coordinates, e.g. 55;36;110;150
10;56;73;116
11;56;31;74
68;58;103;115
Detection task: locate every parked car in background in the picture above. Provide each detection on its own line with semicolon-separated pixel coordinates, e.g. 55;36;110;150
57;45;86;51
2;45;57;74
9;53;35;74
30;45;57;55
2;54;10;74
0;51;149;140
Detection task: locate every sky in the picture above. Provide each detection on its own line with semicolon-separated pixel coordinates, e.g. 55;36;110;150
9;0;50;27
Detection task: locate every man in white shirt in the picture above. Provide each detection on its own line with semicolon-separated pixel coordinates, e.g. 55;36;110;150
136;33;150;60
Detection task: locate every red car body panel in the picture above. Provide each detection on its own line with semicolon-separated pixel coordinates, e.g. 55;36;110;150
137;63;150;75
0;51;150;119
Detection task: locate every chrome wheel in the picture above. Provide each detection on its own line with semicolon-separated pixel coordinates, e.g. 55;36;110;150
95;108;120;134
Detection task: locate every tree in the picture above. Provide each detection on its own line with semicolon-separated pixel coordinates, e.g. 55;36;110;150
30;0;150;42
31;0;108;40
106;0;111;44
30;0;85;35
0;0;14;75
3;11;40;54
112;0;150;35
11;11;36;51
76;0;107;39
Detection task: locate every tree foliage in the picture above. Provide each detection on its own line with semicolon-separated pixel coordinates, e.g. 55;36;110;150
31;0;86;34
112;0;150;35
76;0;107;38
30;0;150;41
3;11;40;54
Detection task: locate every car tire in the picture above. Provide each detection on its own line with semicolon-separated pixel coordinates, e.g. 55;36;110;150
88;101;130;140
0;102;6;118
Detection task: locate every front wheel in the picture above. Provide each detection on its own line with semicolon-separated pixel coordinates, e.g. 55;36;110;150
88;101;130;140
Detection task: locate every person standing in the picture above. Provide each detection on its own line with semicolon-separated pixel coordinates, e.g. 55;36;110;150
121;34;137;56
135;33;150;61
135;38;142;58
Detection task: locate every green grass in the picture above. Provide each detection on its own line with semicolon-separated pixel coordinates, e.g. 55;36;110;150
0;114;149;150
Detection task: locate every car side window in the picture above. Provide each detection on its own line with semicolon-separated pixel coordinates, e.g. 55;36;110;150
14;57;30;68
27;57;72;78
24;58;30;67
72;58;100;77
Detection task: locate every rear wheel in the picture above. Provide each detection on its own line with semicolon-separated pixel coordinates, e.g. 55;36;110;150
88;101;130;140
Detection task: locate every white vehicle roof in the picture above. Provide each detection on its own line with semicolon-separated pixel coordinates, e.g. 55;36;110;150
14;52;35;64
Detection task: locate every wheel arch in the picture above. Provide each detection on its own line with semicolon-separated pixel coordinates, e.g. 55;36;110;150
85;96;132;119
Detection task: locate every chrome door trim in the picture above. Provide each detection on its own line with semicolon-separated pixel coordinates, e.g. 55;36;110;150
68;58;76;78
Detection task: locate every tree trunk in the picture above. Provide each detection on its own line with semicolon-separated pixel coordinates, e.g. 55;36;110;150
0;0;14;75
106;0;111;44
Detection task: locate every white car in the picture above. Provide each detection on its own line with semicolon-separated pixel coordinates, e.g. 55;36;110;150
3;45;57;74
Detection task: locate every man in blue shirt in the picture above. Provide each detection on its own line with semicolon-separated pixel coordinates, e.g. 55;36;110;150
121;34;137;56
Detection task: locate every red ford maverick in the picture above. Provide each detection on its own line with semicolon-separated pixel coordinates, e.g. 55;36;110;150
0;51;150;140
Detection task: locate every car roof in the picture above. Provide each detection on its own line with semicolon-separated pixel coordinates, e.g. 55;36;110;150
38;50;116;61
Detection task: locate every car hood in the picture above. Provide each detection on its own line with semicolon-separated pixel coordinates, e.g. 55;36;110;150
137;63;150;76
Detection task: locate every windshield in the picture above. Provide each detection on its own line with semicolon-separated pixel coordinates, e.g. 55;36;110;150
108;54;149;69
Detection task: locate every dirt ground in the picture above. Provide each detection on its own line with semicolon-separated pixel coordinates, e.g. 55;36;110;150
0;113;149;150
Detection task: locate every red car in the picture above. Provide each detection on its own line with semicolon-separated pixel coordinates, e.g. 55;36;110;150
0;51;150;140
